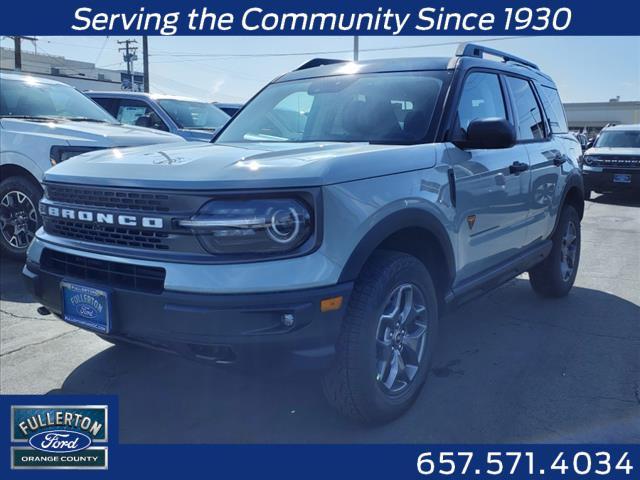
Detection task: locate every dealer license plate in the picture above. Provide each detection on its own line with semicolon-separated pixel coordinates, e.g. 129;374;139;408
61;282;111;333
613;174;631;184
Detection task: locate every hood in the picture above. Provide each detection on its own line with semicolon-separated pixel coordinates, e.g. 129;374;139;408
0;118;184;147
44;141;438;189
585;147;640;157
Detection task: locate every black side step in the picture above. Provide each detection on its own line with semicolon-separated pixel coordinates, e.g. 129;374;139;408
445;240;552;309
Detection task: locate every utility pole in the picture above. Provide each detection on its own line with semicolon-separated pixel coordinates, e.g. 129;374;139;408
142;36;150;93
10;36;37;71
353;36;359;61
117;39;138;91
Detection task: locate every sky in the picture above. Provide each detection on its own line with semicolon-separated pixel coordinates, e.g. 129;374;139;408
1;36;638;103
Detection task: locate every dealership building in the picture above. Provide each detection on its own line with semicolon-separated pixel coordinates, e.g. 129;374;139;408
564;99;640;137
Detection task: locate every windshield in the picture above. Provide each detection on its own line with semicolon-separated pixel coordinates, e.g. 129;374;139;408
595;130;640;148
216;71;446;144
0;77;116;123
157;99;229;130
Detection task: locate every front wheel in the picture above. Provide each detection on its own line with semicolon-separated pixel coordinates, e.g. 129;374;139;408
322;251;439;424
0;176;42;260
529;205;581;297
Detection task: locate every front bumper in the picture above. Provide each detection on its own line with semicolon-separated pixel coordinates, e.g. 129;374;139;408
582;168;640;193
23;261;352;369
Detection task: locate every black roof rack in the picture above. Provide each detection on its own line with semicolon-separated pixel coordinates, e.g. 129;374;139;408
295;58;347;71
456;43;539;70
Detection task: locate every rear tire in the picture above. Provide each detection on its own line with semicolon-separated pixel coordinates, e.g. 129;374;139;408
529;205;581;298
322;251;439;424
0;176;42;260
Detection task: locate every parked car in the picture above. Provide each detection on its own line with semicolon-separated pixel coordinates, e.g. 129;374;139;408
581;124;640;199
213;102;243;117
24;44;584;423
0;72;185;259
88;92;230;141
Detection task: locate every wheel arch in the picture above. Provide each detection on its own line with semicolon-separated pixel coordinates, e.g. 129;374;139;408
338;209;456;305
0;164;43;192
555;172;585;228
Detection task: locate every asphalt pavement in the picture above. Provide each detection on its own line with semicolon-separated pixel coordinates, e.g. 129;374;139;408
1;193;638;443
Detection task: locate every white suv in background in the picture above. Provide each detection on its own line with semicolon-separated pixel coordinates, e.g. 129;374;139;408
0;72;184;258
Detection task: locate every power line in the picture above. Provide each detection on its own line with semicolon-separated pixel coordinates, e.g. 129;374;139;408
149;36;528;59
93;36;110;65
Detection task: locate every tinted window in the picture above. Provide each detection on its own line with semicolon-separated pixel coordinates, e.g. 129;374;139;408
506;77;545;140
157;99;229;130
216;71;446;144
456;72;507;132
91;97;119;117
539;86;568;133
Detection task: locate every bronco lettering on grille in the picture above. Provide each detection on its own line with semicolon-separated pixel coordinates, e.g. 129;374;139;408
40;204;164;229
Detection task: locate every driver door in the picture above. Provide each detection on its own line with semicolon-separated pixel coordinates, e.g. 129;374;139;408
445;71;531;281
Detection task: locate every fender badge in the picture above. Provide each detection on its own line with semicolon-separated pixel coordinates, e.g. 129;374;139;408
467;215;477;230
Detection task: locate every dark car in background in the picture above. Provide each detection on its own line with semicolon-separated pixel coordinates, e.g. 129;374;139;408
582;124;640;199
88;92;230;142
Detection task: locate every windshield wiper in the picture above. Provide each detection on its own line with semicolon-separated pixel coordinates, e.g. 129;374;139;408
0;114;59;121
63;117;112;123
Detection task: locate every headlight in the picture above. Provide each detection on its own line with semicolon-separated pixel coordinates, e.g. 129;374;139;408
179;198;313;255
50;146;104;166
582;155;595;166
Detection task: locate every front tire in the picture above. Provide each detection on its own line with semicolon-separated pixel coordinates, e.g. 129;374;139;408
529;205;581;297
323;251;439;424
0;176;42;260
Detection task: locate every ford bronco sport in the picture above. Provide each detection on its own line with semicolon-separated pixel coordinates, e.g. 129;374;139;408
24;44;584;423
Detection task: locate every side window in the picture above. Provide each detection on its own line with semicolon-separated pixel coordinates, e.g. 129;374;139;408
456;72;507;132
539;86;568;134
115;99;155;125
506;77;545;140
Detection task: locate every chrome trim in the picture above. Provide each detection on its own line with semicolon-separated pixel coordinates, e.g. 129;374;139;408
178;217;268;229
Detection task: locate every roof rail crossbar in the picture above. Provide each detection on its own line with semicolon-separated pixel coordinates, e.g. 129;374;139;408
456;43;539;70
295;58;347;71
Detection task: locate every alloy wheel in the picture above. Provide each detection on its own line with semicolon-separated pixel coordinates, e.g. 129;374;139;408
560;220;578;281
375;283;428;395
0;190;37;250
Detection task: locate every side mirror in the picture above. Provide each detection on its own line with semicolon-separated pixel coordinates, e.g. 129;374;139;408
456;118;516;150
585;140;594;150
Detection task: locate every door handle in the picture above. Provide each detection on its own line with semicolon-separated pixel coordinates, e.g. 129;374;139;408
509;161;529;174
553;154;567;166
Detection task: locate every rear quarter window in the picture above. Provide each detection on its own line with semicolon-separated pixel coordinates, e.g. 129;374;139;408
539;86;569;134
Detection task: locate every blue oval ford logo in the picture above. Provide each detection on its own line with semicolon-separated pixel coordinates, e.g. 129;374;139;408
76;304;98;319
28;429;92;453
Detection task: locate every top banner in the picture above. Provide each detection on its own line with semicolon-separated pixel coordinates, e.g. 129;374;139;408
1;0;639;36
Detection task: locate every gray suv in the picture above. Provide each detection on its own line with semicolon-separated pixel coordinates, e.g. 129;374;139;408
24;44;584;423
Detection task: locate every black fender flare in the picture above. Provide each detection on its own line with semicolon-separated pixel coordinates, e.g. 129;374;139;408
337;208;456;286
551;172;585;235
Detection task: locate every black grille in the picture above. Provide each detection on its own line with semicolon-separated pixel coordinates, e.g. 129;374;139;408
589;156;640;168
41;249;165;293
44;218;170;250
46;184;171;212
